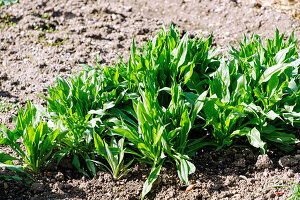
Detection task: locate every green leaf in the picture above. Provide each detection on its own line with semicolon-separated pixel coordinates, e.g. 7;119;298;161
247;127;266;154
267;74;279;97
265;110;281;121
0;153;18;163
274;45;293;64
176;158;195;185
113;128;140;143
0;0;19;6
86;154;97;177
231;127;266;153
88;109;106;116
263;132;299;144
259;58;300;83
191;90;208;123
142;162;164;200
179;109;191;149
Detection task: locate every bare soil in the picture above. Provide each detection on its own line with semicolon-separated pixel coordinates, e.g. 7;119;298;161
0;0;300;199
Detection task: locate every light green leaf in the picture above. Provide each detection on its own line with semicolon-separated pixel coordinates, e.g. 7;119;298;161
247;127;266;154
263;132;299;144
142;162;163;200
259;58;300;83
274;45;293;63
265;110;281;121
176;158;195;185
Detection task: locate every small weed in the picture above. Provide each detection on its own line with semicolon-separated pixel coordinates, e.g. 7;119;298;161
32;12;51;20
47;34;68;46
0;0;19;6
34;23;55;33
0;100;21;113
0;15;16;28
41;13;50;20
257;179;300;200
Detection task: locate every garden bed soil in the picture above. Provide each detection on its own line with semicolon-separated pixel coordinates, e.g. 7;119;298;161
0;0;300;199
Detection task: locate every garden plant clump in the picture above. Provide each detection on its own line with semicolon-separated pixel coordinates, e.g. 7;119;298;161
0;0;18;6
0;25;299;199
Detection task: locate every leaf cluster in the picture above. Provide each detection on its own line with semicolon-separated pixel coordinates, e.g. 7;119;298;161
0;26;299;199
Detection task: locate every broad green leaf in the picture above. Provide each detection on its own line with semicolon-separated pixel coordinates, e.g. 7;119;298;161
0;0;19;6
0;163;25;174
191;90;208;123
142;162;163;200
263;132;299;144
88;109;106;116
247;127;266;154
265;110;281;120
176;158;195;185
274;45;293;63
259;58;300;83
267;74;279;97
86;154;96;177
113;128;140;143
0;153;18;163
179;109;191;148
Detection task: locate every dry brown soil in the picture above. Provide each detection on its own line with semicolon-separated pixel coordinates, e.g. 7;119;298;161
0;0;300;199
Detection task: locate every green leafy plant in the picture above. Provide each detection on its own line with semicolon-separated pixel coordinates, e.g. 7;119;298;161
0;25;298;200
0;102;60;174
0;152;32;183
0;0;19;6
0;123;60;174
93;135;134;180
0;100;21;113
111;25;217;198
45;66;134;176
201;30;300;153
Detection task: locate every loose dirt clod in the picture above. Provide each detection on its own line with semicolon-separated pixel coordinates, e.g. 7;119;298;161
255;154;274;169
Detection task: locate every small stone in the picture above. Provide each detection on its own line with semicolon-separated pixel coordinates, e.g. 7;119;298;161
11;80;20;86
287;170;294;178
103;173;112;182
38;62;47;69
224;176;236;186
268;192;276;198
249;178;256;183
279;156;298;168
213;184;222;190
0;73;8;81
3;182;8;189
255;154;273;169
186;184;196;192
55;172;64;181
234;158;246;167
125;6;132;12
79;182;88;189
111;14;117;20
57;182;64;190
31;182;45;193
251;2;262;8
